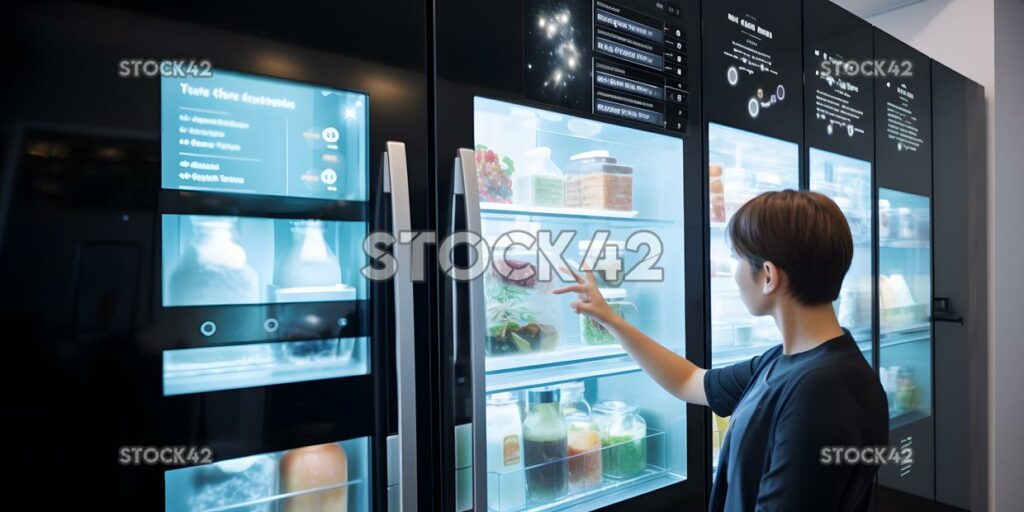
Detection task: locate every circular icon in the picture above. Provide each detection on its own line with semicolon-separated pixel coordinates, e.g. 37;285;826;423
320;168;338;185
748;98;760;118
848;125;855;137
757;88;764;100
321;127;340;143
727;66;739;86
264;318;280;333
776;85;786;100
199;321;217;337
337;317;349;328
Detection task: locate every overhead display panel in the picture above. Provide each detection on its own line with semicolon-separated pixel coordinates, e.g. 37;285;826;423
803;0;874;161
874;29;931;194
524;0;691;133
702;0;802;140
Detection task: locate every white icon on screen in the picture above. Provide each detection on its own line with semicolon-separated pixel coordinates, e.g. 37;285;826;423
322;127;340;143
321;168;338;185
727;67;739;86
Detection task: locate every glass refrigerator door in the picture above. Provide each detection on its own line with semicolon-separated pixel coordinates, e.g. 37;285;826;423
708;123;799;366
707;123;799;465
878;188;932;425
809;148;874;362
472;97;687;510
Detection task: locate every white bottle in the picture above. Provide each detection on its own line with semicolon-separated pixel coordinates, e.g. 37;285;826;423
486;392;527;511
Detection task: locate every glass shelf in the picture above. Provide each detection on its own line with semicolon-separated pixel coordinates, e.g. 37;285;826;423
486;429;677;512
163;337;369;396
482;202;639;219
486;353;646;394
165;437;369;512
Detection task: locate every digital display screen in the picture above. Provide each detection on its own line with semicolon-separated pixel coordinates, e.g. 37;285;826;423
161;70;368;201
803;0;874;162
162;214;367;308
702;0;802;139
524;0;689;133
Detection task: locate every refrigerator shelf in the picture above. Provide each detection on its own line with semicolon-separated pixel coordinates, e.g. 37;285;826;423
879;239;930;250
486;429;680;512
482;202;639;219
880;322;931;348
486;353;645;394
162;338;369;396
199;479;365;512
486;345;628;373
480;203;678;227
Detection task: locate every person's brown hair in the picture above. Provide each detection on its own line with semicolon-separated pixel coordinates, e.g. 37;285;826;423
727;190;853;306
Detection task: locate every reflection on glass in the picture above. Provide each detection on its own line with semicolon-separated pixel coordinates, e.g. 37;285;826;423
165;437;368;512
473;97;687;508
878;189;931;424
708;123;800;368
163;337;368;396
809;148;874;362
163;215;366;307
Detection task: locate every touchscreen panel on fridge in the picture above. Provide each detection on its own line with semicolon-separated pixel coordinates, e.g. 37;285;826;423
161;70;368;201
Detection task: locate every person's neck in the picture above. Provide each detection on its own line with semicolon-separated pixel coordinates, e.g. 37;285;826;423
772;301;845;355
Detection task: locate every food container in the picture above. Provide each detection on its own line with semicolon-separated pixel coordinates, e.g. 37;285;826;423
564;151;633;211
484;248;563;356
475;146;514;204
514;147;565;207
709;164;726;222
593;401;647;479
580;288;635;346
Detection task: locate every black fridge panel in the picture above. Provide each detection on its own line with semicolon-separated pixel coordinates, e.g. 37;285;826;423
3;2;429;510
702;0;802;141
803;0;875;162
874;29;932;196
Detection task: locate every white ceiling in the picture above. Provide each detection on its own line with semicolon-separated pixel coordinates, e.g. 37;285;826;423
831;0;930;18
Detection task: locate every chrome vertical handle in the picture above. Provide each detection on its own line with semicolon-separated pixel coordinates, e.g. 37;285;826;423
384;141;417;512
454;148;488;512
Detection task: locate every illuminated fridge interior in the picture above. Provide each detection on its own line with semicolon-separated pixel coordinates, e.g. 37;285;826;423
809;148;874;362
706;122;799;465
878;188;932;427
165;437;370;512
474;97;686;510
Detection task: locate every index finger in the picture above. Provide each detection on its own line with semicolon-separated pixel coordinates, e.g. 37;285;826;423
580;261;598;286
560;266;586;285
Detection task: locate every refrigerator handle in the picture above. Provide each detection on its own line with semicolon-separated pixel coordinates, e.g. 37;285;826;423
454;148;488;512
384;141;418;512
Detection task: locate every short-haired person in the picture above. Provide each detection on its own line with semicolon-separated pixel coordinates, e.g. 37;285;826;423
556;190;888;512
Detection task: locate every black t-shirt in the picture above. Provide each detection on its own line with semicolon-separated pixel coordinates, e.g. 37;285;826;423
704;330;888;512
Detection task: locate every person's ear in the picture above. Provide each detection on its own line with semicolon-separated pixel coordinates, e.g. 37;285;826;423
762;261;780;295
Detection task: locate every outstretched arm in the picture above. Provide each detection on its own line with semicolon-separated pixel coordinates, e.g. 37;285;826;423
554;267;708;406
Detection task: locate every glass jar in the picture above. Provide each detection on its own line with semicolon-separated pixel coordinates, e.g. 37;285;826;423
580;288;634;346
559;381;591;417
274;220;342;288
576;240;627;288
593;401;647;479
484;247;563;356
486;393;526;511
169;216;260;307
563;150;632;211
522;387;568;504
514;146;565;208
709;164;725;222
